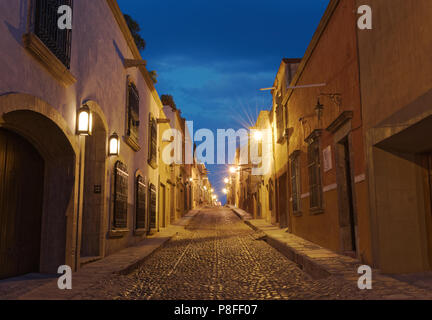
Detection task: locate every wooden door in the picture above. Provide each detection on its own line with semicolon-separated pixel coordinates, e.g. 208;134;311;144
0;129;44;279
159;184;166;228
426;153;432;268
337;138;357;254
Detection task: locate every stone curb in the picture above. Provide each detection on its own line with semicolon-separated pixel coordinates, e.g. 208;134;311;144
243;219;345;279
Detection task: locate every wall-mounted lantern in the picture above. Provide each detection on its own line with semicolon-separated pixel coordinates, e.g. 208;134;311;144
315;98;324;122
109;132;120;156
77;105;93;136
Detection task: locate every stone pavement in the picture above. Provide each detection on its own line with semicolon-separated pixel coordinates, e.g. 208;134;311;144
241;216;432;300
62;207;432;300
0;210;199;300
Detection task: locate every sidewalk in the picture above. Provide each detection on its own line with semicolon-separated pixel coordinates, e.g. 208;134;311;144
232;208;432;299
228;205;252;220
0;209;199;300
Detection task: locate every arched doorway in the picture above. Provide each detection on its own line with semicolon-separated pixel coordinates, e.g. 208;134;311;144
0;94;78;276
0;129;44;279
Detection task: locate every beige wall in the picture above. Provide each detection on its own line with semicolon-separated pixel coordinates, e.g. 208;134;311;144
0;0;163;270
356;0;432;272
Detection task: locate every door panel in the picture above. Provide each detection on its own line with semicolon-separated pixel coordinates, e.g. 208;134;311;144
0;129;44;279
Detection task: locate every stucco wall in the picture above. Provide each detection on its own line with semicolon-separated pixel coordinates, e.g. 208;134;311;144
356;0;432;272
0;0;162;263
284;0;371;258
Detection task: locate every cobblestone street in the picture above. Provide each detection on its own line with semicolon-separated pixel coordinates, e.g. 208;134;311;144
79;207;399;300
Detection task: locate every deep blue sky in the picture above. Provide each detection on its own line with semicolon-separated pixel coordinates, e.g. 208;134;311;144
118;0;329;203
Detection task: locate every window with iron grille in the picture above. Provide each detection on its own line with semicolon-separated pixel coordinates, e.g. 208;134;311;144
148;115;157;168
33;0;73;69
113;161;128;229
135;175;146;230
127;82;140;146
290;151;301;214
307;133;323;212
149;184;157;229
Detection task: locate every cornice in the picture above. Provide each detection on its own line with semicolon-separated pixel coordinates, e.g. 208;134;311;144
282;0;340;106
106;0;164;111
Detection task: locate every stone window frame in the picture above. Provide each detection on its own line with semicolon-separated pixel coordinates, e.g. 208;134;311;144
125;77;141;151
305;129;324;214
23;0;76;86
290;150;302;216
109;160;130;238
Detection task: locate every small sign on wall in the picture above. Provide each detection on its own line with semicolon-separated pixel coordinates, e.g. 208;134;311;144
323;146;333;172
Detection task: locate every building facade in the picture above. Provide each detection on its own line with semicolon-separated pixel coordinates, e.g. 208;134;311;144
0;0;205;280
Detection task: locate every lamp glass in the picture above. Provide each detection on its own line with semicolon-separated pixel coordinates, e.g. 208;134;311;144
109;134;120;156
253;131;263;141
78;107;92;135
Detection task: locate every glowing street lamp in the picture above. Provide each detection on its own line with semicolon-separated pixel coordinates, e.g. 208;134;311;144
109;132;120;156
189;177;193;182
77;105;93;136
224;177;229;184
222;188;228;194
253;130;263;142
229;166;237;174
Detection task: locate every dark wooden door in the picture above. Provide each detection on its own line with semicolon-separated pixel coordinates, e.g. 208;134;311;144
0;129;44;280
427;153;432;268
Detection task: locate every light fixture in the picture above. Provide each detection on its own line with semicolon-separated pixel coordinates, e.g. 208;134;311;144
253;131;263;142
224;178;229;184
109;132;120;156
211;188;214;193
77;105;93;136
222;188;228;194
189;177;193;182
229;166;237;174
315;98;324;121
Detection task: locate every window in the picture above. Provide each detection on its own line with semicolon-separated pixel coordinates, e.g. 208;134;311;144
148;184;157;229
113;161;128;229
126;81;140;150
276;104;284;143
148;114;157;168
135;175;146;230
33;0;73;68
268;179;274;211
290;150;301;214
306;131;323;212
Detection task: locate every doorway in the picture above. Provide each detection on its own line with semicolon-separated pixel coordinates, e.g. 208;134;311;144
426;152;432;269
159;184;166;228
336;138;357;255
0;129;44;279
81;114;107;259
277;173;288;228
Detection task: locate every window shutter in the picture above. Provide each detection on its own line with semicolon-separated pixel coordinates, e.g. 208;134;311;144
113;161;128;229
149;184;157;229
308;138;322;210
127;83;140;142
136;176;146;230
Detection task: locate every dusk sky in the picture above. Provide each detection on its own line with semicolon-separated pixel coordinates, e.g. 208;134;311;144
117;0;330;203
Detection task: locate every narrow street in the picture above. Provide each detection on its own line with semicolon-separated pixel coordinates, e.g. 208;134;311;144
79;207;379;300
